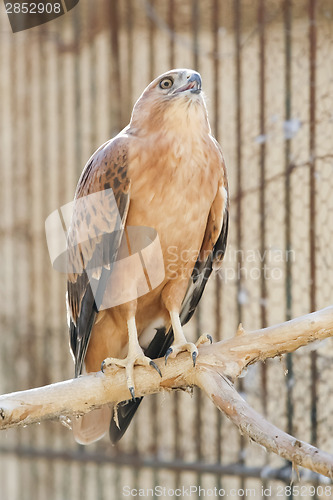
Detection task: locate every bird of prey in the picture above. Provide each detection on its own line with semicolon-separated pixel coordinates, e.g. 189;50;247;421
66;68;229;445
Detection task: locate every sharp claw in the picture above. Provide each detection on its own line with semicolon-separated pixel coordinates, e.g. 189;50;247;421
101;361;106;373
207;334;213;344
165;347;173;365
129;386;135;402
192;351;197;367
150;360;162;377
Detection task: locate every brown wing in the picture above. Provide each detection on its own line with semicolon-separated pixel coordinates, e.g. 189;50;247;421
177;139;229;325
179;179;228;326
67;136;131;377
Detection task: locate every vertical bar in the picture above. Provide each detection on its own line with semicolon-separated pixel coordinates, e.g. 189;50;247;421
127;0;134;113
0;0;15;396
0;10;6;496
171;8;179;490
149;5;158;495
148;4;158;495
73;7;82;177
50;11;65;490
283;7;295;494
284;0;294;442
71;16;80;232
168;0;175;69
151;394;159;499
96;466;104;500
258;1;267;332
17;28;34;499
192;0;202;490
213;0;220;141
148;0;156;81
309;2;317;316
11;30;24;500
113;459;121;500
195;319;203;490
235;0;243;325
28;28;40;499
89;3;99;498
284;1;292;323
212;0;223;491
45;23;59;498
258;6;268;496
192;0;199;70
71;7;88;500
258;0;268;415
125;0;141;493
109;0;122;132
235;1;245;498
173;390;181;488
172;9;180;462
23;34;34;388
89;0;97;150
309;0;318;449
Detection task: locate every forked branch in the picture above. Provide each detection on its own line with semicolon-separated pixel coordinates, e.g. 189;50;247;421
0;306;333;477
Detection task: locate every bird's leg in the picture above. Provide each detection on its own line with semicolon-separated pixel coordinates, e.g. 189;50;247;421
101;317;162;400
165;311;212;366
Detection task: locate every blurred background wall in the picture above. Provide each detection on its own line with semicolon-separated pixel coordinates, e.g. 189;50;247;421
0;1;333;498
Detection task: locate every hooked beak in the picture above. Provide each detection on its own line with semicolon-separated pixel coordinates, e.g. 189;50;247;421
173;72;202;95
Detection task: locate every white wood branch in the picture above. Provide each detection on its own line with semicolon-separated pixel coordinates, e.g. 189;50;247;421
196;369;333;479
0;306;333;477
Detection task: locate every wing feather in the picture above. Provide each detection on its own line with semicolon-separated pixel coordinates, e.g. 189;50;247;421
67;137;130;377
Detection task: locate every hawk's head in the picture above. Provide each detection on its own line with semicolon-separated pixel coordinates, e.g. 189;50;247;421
130;69;210;135
149;68;202;96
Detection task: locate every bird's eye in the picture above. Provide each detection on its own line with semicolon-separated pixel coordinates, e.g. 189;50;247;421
159;78;173;90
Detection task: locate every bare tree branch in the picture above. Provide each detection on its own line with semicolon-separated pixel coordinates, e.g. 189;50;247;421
196;369;333;478
0;306;333;477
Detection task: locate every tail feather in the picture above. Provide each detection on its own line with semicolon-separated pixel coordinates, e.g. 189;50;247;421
109;398;143;443
72;406;111;445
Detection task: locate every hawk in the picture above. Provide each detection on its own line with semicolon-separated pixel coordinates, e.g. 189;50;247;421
67;69;229;444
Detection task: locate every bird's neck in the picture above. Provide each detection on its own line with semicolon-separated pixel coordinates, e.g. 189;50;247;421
129;95;211;140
